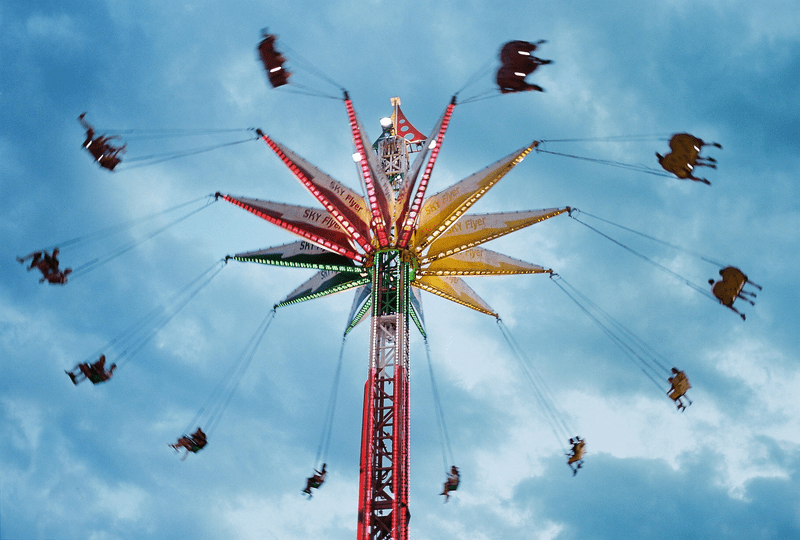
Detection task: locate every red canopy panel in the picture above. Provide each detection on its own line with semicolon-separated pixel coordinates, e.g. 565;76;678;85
221;194;364;262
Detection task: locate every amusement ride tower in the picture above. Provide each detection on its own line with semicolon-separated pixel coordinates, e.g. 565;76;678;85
219;93;566;540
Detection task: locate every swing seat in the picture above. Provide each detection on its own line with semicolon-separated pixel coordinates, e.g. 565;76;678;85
190;438;207;452
713;279;744;304
669;134;702;163
658;152;694;179
668;373;691;400
258;32;291;88
568;441;586;463
714;267;747;305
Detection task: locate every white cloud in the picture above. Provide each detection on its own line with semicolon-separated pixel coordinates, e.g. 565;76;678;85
1;397;44;456
220;480;357;540
25;13;86;50
89;480;149;522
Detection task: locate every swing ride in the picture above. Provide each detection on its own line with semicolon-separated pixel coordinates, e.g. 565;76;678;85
18;34;762;540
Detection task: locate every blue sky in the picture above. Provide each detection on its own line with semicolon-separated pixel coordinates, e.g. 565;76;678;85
2;1;800;539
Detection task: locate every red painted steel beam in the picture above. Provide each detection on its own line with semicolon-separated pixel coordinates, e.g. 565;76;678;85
344;98;391;248
255;130;374;254
219;194;364;263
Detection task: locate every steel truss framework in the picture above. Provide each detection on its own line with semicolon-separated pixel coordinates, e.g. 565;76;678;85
358;250;411;540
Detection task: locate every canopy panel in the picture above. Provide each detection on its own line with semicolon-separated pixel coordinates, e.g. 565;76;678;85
276;271;370;308
345;283;373;335
257;132;373;251
221;194;363;262
393;105;435;223
392;103;427;143
233;241;361;273
412;275;497;317
414;142;537;251
410;287;426;338
422;208;567;263
421;247;550;276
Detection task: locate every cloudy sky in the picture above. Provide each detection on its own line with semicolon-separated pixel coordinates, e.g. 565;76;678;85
2;1;799;539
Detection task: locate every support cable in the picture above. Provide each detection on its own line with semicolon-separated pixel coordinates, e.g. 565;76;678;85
120;137;259;170
314;335;348;468
99;127;255;140
454;52;497;97
282;84;343;101
573;209;727;267
538;134;671;144
116;262;226;367
77;259;226;370
423;338;455;473
550;274;668;392
496;319;571;453
534;147;674;178
458;91;502;105
22;194;213;255
69;197;217;278
556;277;673;375
280;42;347;98
205;309;276;435
184;308;277;436
498;321;573;437
568;212;718;302
81;304;166;367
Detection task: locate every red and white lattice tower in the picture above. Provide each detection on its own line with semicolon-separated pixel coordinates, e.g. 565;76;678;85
220;94;564;540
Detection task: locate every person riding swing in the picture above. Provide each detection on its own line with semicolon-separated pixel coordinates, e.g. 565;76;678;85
66;354;117;385
18;248;71;284
302;463;327;498
709;266;761;320
496;40;552;94
567;437;586;476
78;113;127;170
667;367;692;412
169;427;208;460
440;465;460;502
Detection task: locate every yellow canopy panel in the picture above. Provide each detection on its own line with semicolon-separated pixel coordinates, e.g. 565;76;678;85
412;275;497;317
421;208;567;263
420;247;550;276
414;142;536;251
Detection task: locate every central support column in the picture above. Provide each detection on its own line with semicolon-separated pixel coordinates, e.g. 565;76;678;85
357;250;411;540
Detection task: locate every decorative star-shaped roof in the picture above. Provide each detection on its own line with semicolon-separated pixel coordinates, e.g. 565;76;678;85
219;94;567;330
